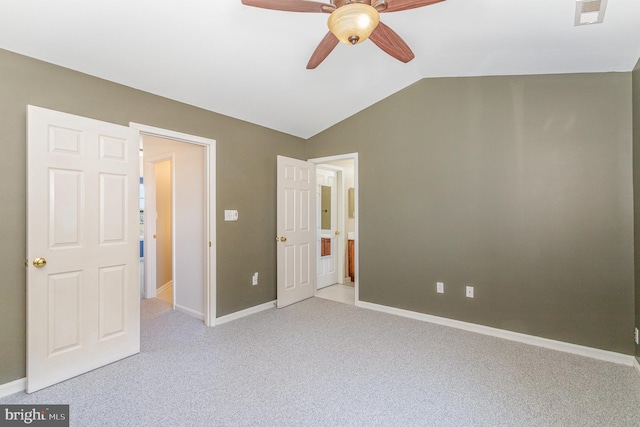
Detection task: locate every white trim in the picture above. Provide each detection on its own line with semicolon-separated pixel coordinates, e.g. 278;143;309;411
174;304;204;321
315;163;344;173
357;301;634;366
157;280;172;294
131;122;216;327
634;357;640;378
0;378;26;398
215;300;276;326
130;123;215;146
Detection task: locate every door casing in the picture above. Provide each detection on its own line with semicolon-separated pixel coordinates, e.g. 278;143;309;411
309;153;359;303
131;123;216;326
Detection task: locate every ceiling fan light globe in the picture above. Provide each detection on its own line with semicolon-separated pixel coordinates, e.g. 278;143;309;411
327;3;380;45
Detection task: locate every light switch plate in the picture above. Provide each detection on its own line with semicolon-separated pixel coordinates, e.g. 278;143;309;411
224;210;238;221
436;282;444;294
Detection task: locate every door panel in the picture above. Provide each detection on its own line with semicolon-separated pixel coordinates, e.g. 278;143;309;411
47;271;82;355
100;173;127;243
27;105;140;393
276;155;316;308
49;169;83;247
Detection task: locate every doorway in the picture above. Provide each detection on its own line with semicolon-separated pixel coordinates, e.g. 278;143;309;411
132;123;217;326
310;154;358;306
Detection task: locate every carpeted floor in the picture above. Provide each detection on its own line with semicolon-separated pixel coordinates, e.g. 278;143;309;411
3;297;640;426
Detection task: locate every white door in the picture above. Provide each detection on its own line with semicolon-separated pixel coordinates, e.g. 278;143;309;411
316;168;338;289
276;155;316;308
27;106;140;393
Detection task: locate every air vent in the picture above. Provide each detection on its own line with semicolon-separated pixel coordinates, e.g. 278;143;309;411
575;0;607;26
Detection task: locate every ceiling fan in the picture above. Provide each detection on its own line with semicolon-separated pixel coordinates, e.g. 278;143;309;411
241;0;445;69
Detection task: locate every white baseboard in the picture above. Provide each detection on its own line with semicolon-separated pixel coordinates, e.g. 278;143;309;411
634;357;640;377
174;304;204;321
356;301;634;366
215;300;276;326
0;377;26;398
157;280;172;294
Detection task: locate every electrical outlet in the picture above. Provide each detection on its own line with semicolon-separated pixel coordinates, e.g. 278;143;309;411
436;282;444;294
635;327;639;345
466;286;474;298
252;272;258;286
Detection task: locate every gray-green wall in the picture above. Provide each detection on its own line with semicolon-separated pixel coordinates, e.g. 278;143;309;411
633;57;640;363
307;74;634;354
0;49;305;384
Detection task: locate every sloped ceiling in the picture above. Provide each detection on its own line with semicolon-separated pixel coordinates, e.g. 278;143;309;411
1;0;639;138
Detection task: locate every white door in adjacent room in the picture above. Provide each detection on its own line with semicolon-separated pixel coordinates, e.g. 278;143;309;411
316;167;338;289
276;155;316;308
26;106;140;393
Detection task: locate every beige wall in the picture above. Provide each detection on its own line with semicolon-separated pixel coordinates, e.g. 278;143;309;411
0;48;306;384
308;73;634;354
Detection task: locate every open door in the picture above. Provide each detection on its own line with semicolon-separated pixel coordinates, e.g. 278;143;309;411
27;106;140;393
316;166;339;289
276;155;316;308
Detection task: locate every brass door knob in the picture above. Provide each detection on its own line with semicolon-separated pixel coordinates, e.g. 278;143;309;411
279;236;287;242
335;231;340;236
33;257;47;268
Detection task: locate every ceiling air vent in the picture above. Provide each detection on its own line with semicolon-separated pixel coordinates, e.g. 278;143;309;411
575;0;607;26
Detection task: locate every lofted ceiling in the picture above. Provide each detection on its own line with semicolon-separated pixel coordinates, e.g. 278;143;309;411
1;0;639;139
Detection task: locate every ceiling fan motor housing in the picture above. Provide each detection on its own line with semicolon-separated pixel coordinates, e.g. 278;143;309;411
333;0;387;11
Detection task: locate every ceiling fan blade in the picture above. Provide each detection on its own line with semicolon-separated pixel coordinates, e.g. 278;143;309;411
369;22;415;63
381;0;445;13
307;32;340;69
241;0;335;13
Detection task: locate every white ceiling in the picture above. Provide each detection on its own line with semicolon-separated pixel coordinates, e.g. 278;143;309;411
1;0;639;138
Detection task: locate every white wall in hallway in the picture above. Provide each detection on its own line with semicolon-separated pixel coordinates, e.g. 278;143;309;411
144;135;206;318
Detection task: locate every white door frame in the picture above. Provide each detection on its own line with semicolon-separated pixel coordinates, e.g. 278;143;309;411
130;123;216;326
315;164;345;287
143;153;175;304
309;153;359;303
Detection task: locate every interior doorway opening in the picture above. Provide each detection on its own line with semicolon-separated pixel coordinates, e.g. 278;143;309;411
132;123;217;326
310;154;358;306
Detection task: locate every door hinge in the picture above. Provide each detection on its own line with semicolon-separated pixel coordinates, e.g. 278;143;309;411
25;258;28;268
